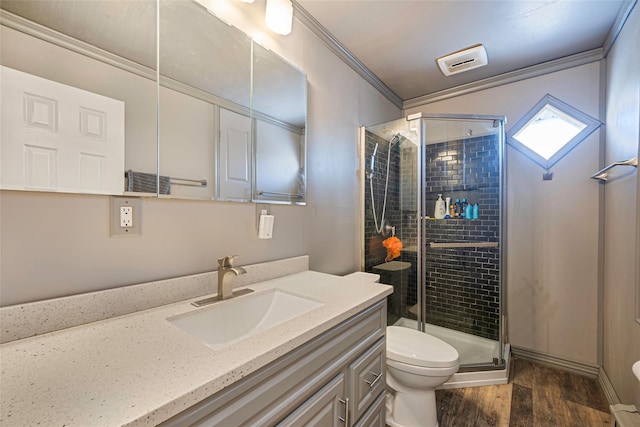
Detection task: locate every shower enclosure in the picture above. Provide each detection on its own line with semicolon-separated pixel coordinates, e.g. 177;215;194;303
361;113;507;385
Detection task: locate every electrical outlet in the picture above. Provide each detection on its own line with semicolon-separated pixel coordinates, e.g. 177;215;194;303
110;197;141;237
120;206;133;228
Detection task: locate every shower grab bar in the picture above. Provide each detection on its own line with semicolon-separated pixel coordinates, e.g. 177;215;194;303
429;242;499;248
255;190;302;199
590;157;637;181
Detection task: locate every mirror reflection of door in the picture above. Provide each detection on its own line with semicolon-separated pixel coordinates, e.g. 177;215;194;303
0;66;125;194
218;108;251;202
1;0;307;203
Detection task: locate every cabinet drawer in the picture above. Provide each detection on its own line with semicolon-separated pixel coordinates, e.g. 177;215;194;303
277;373;346;427
349;338;385;422
353;391;385;427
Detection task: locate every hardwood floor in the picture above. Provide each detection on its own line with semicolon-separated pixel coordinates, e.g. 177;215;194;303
435;358;612;427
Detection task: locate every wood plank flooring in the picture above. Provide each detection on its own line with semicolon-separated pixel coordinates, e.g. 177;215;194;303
435;358;611;427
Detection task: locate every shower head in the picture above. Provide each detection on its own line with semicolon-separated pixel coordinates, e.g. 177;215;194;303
366;143;379;179
390;134;401;146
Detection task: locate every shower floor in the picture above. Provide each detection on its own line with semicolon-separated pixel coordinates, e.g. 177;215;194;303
393;317;510;389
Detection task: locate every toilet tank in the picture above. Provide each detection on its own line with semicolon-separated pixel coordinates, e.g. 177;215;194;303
344;272;380;283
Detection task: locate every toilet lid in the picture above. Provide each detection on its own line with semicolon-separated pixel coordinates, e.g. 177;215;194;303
386;326;459;368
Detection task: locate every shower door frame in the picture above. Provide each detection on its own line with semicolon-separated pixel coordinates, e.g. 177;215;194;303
412;112;507;370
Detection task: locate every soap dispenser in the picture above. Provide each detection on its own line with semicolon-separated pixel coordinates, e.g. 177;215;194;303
434;194;446;219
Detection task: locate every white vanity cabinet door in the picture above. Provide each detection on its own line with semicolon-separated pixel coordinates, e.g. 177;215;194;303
277;373;346;427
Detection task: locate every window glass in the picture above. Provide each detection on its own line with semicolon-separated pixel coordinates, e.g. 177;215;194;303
507;94;601;169
513;105;586;160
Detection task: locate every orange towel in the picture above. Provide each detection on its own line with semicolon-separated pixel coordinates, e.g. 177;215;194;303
382;236;402;262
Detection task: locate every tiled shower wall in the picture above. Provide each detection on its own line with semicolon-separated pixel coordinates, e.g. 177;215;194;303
420;134;501;341
363;131;401;271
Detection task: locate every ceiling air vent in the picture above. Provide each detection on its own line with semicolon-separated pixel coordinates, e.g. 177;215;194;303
437;44;488;76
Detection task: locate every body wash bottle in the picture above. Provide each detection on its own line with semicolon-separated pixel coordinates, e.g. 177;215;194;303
434;194;446;219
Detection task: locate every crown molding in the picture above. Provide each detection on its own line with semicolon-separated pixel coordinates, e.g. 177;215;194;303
291;1;611;112
403;48;604;110
603;0;637;57
292;1;403;110
0;9;156;81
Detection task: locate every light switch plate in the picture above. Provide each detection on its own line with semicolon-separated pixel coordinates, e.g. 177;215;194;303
110;196;141;237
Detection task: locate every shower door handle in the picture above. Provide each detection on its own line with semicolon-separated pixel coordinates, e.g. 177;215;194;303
429;241;499;248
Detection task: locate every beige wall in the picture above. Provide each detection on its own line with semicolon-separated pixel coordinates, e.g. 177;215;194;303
0;5;401;306
603;3;640;407
406;62;602;365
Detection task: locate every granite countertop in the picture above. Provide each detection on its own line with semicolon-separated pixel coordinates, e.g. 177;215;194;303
0;271;392;426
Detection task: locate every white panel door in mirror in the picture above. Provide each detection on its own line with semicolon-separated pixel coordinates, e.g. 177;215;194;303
0;66;125;194
218;108;251;201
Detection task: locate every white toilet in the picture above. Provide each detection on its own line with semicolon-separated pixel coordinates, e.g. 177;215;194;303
344;272;460;427
386;326;459;427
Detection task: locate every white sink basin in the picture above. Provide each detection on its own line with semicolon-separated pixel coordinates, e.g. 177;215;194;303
168;288;323;350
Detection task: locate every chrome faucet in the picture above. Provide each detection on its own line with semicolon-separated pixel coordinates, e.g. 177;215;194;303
217;255;247;300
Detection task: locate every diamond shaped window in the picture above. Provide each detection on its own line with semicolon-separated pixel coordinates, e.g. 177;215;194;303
507;94;601;169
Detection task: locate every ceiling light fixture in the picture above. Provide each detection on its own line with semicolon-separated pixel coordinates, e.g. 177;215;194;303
437;44;488;76
265;0;293;35
240;0;255;3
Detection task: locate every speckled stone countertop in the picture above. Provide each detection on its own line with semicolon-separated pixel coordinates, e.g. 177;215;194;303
0;271;392;426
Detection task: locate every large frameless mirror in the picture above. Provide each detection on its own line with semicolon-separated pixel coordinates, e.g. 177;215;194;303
158;0;252;201
0;0;158;196
0;0;307;204
252;42;306;204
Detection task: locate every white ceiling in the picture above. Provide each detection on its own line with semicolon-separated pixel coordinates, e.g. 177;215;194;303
295;0;628;102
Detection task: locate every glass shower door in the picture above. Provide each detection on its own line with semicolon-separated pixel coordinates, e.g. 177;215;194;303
414;114;506;370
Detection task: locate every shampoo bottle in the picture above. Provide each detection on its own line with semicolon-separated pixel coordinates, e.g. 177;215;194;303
465;204;473;220
434;194;446;219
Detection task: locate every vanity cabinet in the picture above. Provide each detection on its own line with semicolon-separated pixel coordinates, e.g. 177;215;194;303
160;301;386;426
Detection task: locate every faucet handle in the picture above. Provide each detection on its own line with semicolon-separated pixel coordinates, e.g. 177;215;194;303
218;255;239;268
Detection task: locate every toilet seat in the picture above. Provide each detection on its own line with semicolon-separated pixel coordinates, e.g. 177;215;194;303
387;357;459;377
386;326;459;368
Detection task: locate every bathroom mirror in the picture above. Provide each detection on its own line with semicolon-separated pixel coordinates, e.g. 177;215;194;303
252;42;307;204
158;0;252;200
0;0;158;195
0;0;307;203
